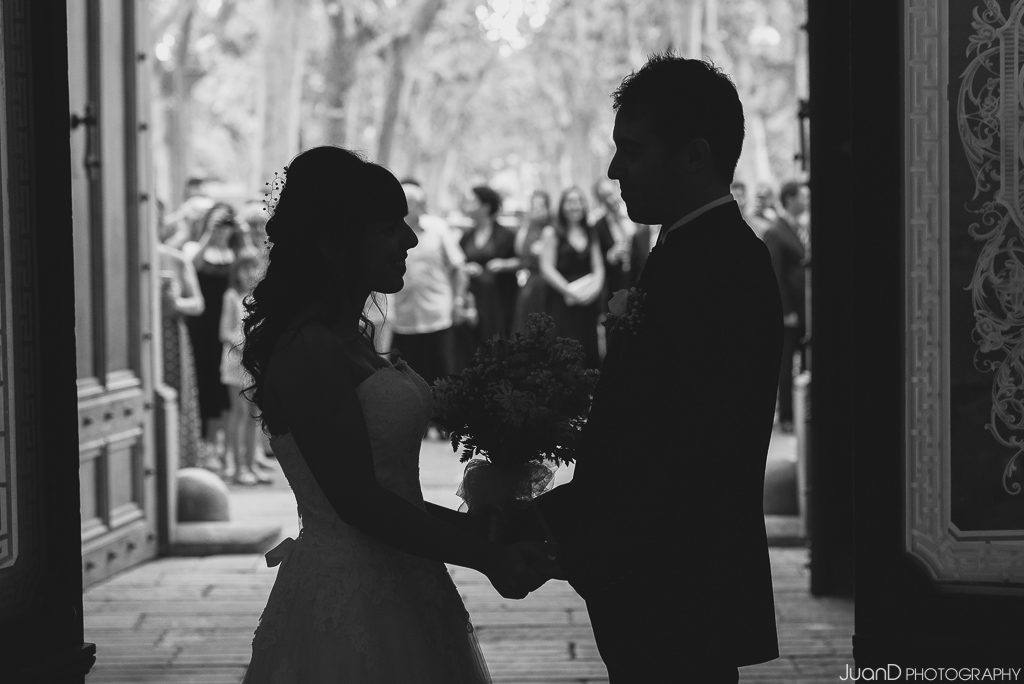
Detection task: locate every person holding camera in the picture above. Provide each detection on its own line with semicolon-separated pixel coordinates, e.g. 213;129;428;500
183;202;242;473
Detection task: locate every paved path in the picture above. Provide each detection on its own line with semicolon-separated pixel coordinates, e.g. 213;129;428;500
84;431;851;683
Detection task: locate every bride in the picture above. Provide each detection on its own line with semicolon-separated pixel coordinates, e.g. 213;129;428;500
239;146;550;683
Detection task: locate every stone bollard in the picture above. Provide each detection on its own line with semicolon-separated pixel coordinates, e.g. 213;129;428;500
794;371;811;535
763;459;799;515
176;467;230;522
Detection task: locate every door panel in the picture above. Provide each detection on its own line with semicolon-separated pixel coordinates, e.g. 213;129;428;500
99;11;130;374
69;0;157;589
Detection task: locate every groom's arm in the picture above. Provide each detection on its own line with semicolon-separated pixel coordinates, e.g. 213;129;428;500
533;480;578;528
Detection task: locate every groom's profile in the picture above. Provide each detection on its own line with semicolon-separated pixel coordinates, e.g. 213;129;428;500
524;52;783;682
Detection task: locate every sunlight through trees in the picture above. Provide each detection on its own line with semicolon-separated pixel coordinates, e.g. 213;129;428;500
149;0;806;211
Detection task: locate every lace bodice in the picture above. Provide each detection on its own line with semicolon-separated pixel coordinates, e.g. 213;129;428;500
270;359;433;536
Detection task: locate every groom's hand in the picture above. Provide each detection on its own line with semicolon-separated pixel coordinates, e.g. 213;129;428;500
483;541;559;599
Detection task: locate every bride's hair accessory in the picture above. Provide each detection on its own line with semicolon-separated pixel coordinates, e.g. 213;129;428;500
263;166;288;218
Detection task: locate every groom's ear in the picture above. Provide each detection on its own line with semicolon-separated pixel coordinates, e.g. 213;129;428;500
681;137;714;174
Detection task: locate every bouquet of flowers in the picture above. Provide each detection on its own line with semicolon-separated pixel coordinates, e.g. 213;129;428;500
432;313;599;540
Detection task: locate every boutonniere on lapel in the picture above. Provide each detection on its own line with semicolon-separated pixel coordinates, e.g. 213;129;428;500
603;287;647;337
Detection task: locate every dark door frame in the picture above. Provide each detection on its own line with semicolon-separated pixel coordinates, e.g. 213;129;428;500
0;1;94;680
809;0;1024;667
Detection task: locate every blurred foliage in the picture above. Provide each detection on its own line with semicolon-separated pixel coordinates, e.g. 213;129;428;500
149;0;806;213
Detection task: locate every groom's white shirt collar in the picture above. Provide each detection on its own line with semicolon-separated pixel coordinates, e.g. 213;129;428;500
656;194;735;246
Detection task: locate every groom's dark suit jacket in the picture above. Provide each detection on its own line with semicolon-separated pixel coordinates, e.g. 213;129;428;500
538;201;782;666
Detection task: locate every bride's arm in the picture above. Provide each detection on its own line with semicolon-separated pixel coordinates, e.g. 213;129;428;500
269;327;536;590
424;502;486;535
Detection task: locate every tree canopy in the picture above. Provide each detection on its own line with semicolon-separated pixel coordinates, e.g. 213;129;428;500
150;0;807;213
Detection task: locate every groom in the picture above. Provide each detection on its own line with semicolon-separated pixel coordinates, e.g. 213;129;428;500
523;54;782;682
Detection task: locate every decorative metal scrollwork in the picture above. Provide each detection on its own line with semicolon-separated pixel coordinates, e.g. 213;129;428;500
959;0;1024;495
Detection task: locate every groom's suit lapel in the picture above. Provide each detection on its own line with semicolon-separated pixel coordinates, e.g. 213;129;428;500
579;235;669;460
581;204;735;466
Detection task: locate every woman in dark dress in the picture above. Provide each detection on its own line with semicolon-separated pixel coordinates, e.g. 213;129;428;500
157;200;206;469
183;202;238;467
538;186;605;368
455;185;519;367
512;189;553;334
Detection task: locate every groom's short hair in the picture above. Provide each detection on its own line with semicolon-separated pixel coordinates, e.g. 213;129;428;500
612;52;745;184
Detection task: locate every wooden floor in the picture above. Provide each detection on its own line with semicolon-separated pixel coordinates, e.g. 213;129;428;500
84;432;852;683
82;547;852;683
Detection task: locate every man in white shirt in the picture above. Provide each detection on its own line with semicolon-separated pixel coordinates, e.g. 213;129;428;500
390;181;467;402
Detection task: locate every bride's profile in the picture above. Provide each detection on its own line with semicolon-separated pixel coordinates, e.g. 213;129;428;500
239;146;544;683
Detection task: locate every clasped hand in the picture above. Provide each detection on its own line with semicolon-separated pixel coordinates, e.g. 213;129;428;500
484;541;564;600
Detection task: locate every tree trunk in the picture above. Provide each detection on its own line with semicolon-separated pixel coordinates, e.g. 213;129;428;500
569;112;595;189
703;0;733;68
168;8;195;207
666;0;704;57
345;72;364;152
620;0;644;68
376;37;410;168
375;0;444;167
258;0;311;186
323;5;367;147
688;0;704;58
437;145;460;213
746;109;774;186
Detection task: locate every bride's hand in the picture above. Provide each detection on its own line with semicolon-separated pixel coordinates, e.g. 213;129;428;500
483;541;558;599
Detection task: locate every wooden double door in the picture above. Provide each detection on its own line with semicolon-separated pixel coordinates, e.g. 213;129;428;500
68;0;161;589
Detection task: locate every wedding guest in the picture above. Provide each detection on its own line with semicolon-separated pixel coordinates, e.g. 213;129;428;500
763;179;809;433
233;200;281;467
156;199;205;469
456;185;518;365
512;189;554;334
626;222;660;287
240;199;270;255
220;249;270;485
183;202;239;472
389;180;466;391
538;186;604;368
591;179;634;311
731;180;749;216
162;176;215;249
749;184;778;238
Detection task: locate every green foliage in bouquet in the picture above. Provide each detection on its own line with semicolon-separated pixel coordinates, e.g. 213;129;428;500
432;313;599;469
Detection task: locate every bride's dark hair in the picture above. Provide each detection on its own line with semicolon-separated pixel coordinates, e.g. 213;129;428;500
240;145;405;433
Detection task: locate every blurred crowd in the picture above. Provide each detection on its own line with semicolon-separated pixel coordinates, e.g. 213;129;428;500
156;173;811;479
378;175;811;437
157;177;275;486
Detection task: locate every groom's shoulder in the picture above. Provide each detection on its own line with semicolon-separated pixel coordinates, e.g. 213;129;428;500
655;217;773;292
658;213;749;265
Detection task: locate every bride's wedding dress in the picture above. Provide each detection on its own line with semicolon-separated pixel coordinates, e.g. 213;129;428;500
243;359;491;683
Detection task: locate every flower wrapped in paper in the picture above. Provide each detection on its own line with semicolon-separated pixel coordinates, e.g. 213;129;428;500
433;313;599;540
